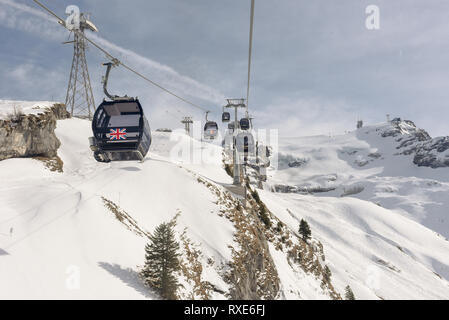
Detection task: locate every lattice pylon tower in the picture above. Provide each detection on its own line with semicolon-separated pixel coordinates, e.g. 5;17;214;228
181;116;193;135
65;30;96;119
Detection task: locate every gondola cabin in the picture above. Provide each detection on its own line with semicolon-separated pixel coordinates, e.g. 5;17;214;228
222;111;231;122
89;98;151;162
240;118;250;130
204;121;218;140
236;131;255;156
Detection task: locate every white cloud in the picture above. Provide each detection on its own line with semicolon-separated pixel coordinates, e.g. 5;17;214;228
2;0;449;137
0;0;224;109
0;0;64;40
2;62;66;99
254;96;358;137
89;34;225;105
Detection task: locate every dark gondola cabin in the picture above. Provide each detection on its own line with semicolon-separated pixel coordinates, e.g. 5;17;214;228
240;118;250;130
204;121;218;140
89;98;151;162
222;111;231;122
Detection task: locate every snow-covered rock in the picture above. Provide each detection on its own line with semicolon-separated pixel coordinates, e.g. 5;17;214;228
377;119;449;168
0;101;69;160
262;120;449;299
380;119;430;142
0;100;61;119
413;137;449;168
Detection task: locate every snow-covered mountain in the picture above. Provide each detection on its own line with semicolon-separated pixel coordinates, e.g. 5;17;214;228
267;120;449;239
262;119;449;299
1;107;449;300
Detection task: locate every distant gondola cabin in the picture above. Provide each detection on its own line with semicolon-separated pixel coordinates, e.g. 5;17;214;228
204;121;218;140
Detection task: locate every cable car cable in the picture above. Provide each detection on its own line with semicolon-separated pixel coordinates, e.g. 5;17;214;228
32;0;213;113
246;0;255;116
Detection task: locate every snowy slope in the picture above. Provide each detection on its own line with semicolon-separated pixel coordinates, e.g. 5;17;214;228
0;118;235;299
258;120;449;299
0;116;334;300
268;122;449;240
2;114;449;300
260;191;449;299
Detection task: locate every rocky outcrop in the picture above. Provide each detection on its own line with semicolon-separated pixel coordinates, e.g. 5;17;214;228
194;176;281;300
413;137;449;168
0;103;70;161
381;120;431;142
378;119;449;169
288;159;308;168
226;202;280;300
278;153;309;170
274;184;336;194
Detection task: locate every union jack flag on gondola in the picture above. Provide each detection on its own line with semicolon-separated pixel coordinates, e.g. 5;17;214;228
109;128;127;140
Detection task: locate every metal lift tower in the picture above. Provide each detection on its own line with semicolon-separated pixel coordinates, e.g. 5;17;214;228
181;116;193;135
65;13;98;119
225;98;247;185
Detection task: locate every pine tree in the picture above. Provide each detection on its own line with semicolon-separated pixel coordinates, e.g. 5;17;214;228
298;219;311;242
345;285;355;300
141;221;180;300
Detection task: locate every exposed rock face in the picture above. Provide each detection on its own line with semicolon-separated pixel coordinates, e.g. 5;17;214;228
226;204;280;300
380;120;431;154
379;119;449;169
288;159;308;168
195;176;281;300
381;120;431;142
413;137;449;168
274;184;336;194
0;103;70;161
278;153;309;170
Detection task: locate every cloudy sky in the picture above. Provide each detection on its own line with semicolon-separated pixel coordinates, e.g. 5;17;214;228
1;0;449;137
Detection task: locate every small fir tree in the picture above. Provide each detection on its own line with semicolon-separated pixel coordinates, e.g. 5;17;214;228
345;285;356;300
141;221;180;300
298;219;311;242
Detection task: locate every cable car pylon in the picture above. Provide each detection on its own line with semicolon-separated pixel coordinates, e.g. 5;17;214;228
181;116;193;135
32;0;219;115
224;99;246;185
64;11;97;119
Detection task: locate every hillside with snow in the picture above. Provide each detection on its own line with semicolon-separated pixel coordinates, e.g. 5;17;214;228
1;108;449;300
260;120;449;299
0;117;237;299
268;121;449;240
0;113;337;299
